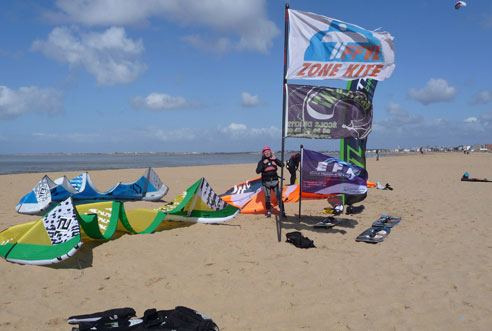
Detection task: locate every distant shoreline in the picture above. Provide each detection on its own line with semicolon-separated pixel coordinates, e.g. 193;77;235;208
1;150;484;175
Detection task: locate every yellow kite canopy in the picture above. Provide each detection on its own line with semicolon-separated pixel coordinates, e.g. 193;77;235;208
0;178;239;265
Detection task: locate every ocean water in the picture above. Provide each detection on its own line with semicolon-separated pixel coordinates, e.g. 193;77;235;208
0;153;265;175
0;150;378;175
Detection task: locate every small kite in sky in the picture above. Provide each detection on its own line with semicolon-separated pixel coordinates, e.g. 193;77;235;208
455;1;467;10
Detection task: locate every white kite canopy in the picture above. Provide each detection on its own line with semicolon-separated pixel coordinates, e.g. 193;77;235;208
455;1;467;10
16;168;169;215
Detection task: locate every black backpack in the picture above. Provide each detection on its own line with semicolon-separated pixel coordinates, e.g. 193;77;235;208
286;231;315;249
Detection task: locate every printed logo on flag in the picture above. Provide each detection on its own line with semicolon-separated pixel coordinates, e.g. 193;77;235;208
301;149;367;195
305;20;384;64
286;84;372;140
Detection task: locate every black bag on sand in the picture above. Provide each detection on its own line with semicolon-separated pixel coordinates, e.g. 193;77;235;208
68;306;219;331
286;231;315;249
139;306;219;331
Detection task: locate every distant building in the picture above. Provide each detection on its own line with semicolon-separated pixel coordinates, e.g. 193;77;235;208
485;144;492;151
472;144;481;151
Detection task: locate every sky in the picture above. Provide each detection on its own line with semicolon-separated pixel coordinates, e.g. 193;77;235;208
1;0;491;154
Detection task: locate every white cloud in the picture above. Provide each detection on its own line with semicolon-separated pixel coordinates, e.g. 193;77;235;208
48;0;280;54
482;14;492;29
464;117;478;123
142;122;281;144
32;132;59;139
47;0;157;26
480;110;492;121
461;112;492;134
470;90;492;105
223;123;248;132
181;35;232;54
0;85;63;120
386;102;408;116
66;132;104;143
31;26;146;86
219;123;280;138
153;128;198;142
241;92;260;107
131;92;196;110
370;108;492;148
407;78;458;105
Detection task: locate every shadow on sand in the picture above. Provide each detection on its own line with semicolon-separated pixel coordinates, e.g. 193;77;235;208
280;214;358;235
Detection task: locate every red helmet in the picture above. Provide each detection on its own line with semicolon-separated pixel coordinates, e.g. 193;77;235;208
262;146;271;152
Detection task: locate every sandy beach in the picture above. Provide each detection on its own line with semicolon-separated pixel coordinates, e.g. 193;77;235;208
0;152;491;330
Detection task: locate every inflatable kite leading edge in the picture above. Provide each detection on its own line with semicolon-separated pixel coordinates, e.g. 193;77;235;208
1;178;239;265
16;168;169;215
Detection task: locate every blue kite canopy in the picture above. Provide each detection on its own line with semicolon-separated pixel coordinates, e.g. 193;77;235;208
16;168;168;215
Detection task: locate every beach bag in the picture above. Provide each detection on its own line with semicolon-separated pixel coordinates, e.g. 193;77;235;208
68;306;219;331
140;306;219;331
286;231;315;249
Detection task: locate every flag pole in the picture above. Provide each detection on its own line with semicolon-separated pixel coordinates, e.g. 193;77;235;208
279;3;289;242
298;144;303;221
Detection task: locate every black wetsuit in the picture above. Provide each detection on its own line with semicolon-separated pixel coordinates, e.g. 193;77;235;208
286;153;301;185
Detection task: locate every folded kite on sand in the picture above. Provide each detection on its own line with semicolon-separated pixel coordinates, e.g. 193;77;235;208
2;178;238;265
16;168;169;215
220;175;372;215
220;177;300;214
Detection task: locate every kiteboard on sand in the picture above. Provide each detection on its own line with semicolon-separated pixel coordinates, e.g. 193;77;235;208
372;215;401;228
356;215;401;243
355;226;391;243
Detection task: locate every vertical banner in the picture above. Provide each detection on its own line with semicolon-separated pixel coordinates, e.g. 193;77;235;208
340;78;378;168
339;78;377;205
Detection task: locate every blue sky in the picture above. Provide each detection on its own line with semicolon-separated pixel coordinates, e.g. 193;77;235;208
1;0;491;154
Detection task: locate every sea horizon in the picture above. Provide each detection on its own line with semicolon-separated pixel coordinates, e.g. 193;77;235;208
0;151;334;175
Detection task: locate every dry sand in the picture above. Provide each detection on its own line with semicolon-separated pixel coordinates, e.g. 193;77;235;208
0;152;491;330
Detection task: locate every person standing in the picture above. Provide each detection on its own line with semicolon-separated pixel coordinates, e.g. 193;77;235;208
256;146;286;218
286;152;301;185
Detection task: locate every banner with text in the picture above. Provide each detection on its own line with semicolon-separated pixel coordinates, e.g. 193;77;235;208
286;84;373;139
301;149;367;195
286;9;395;81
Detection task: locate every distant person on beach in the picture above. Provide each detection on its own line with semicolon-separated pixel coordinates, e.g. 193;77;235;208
420;147;424;155
286;152;301;185
376;149;380;161
256;146;286;218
